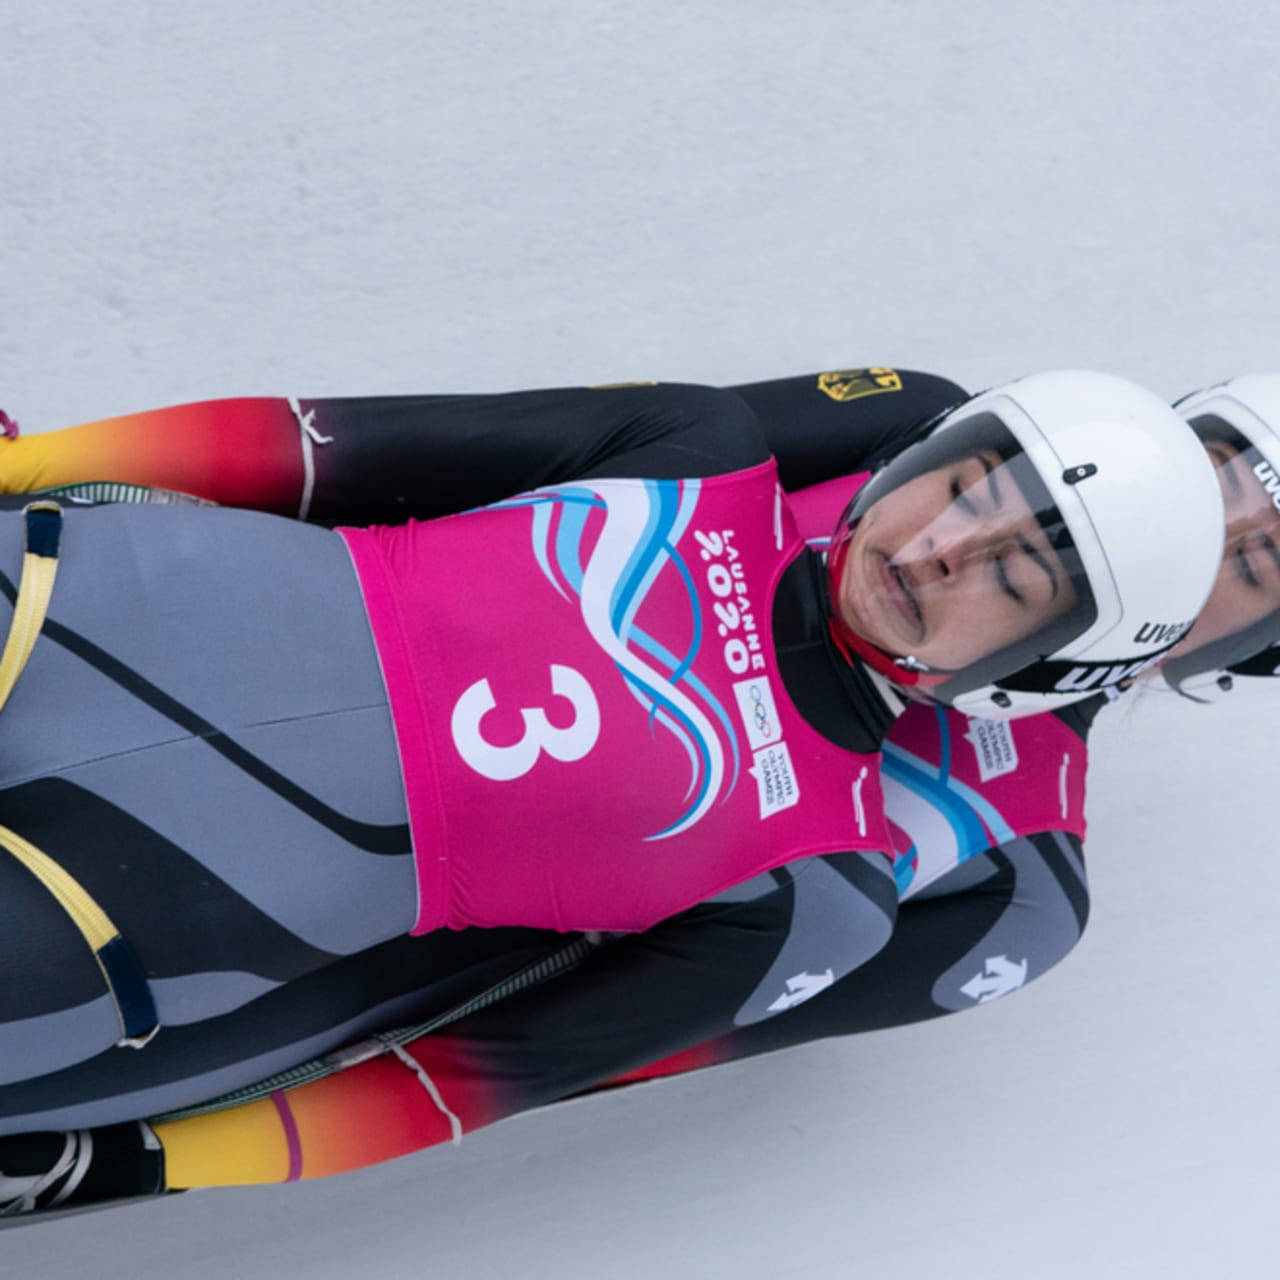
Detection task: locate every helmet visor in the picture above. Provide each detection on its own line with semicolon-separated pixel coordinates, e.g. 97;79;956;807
1160;413;1280;688
829;411;1098;702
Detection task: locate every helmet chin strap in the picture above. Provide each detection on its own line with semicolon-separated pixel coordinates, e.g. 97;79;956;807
892;654;932;672
825;616;957;692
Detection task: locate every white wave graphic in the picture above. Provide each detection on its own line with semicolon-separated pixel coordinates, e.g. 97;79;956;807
574;480;725;837
615;480;701;646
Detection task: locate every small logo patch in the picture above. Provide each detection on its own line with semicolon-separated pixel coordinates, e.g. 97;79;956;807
965;717;1019;782
733;676;780;751
1053;655;1161;692
959;954;1028;1003
750;743;800;818
1133;619;1192;647
766;969;836;1013
817;368;902;402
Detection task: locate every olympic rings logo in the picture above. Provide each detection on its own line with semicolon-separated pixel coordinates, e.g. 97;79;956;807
748;683;774;739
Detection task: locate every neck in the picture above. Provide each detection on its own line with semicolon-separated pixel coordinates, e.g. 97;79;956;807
771;550;902;754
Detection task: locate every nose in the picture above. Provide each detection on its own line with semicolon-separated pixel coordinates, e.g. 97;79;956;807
907;521;1003;589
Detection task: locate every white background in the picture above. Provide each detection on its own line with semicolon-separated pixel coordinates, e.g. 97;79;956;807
2;3;1278;1276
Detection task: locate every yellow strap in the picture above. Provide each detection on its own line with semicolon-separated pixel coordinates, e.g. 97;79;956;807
0;823;120;951
0;501;61;714
0;821;157;1047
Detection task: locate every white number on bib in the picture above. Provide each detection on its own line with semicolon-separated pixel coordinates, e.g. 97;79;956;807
450;664;601;781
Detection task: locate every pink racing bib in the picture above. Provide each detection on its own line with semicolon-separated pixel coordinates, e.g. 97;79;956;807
340;461;888;934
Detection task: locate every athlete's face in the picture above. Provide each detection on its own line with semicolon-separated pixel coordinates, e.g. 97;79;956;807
834;450;1078;670
1163;437;1280;666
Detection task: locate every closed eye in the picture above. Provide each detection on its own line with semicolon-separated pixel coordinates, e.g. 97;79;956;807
1234;536;1280;591
1236;543;1261;590
994;551;1025;606
1019;535;1059;599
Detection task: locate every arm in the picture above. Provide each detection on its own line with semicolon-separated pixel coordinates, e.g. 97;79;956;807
0;383;769;522
303;366;964;514
0;368;965;520
609;829;1089;1085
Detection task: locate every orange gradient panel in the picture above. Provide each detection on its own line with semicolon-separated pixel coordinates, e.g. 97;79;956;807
289;1037;501;1180
155;1034;503;1188
1;399;304;511
287;1058;457;1180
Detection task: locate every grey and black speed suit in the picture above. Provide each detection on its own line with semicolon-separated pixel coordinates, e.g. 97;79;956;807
0;372;969;1134
0;369;1095;1217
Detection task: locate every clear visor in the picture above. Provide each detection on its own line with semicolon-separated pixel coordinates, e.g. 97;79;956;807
1160;414;1280;689
829;411;1098;702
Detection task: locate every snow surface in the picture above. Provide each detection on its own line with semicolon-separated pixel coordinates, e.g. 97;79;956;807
2;3;1278;1276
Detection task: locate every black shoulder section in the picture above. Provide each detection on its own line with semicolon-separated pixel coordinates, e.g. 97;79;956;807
305;382;771;523
729;367;968;490
1051;693;1107;740
569;382;771;479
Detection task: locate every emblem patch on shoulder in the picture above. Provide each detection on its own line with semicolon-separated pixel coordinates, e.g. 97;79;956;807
817;368;903;402
964;717;1019;782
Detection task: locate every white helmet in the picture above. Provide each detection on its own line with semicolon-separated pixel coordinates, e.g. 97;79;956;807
1158;374;1280;701
826;370;1225;719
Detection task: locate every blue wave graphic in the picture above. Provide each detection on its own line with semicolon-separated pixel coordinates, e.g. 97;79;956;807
520;478;740;838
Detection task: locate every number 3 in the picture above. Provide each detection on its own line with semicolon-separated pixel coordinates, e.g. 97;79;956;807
450;664;601;781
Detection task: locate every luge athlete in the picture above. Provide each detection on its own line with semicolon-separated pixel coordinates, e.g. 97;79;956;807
0;368;1223;1208
2;370;979;1136
34;372;1271;1210
126;372;1275;1201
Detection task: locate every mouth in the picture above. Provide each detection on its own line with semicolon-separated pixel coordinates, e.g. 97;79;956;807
877;552;924;640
